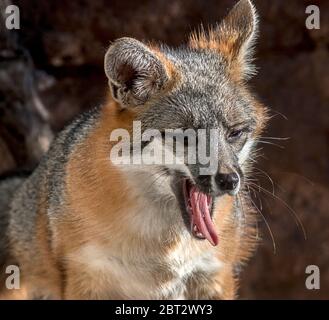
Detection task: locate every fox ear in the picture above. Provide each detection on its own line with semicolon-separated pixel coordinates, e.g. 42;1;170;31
189;0;258;80
218;0;258;78
104;37;173;108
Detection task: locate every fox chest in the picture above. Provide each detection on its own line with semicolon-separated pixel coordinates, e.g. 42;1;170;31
68;242;222;299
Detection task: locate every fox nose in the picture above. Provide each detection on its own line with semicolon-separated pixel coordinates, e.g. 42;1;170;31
215;172;240;194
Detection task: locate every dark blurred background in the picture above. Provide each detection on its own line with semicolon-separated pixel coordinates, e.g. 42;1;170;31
0;0;328;299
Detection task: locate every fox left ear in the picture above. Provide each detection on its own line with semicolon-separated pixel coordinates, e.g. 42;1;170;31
104;37;177;109
189;0;258;80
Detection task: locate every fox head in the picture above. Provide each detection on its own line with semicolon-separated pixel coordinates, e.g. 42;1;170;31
104;0;268;244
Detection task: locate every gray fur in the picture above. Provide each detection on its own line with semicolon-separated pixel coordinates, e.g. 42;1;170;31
0;107;101;277
0;176;25;267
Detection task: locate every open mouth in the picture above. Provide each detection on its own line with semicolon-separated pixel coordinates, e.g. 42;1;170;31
183;179;219;246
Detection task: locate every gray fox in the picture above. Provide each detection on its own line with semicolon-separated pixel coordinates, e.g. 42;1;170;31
0;0;268;299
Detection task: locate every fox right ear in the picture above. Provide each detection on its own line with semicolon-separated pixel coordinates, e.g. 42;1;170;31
104;38;173;109
189;0;258;80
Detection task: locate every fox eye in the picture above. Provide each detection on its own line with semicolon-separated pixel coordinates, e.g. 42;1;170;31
228;129;244;142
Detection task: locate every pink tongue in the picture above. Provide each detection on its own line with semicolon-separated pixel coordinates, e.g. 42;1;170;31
189;186;219;246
